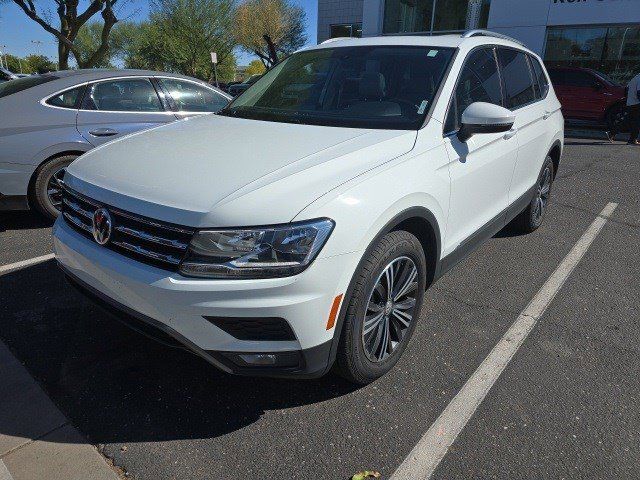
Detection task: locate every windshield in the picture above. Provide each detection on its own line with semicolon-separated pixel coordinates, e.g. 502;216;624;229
221;46;455;130
0;74;58;99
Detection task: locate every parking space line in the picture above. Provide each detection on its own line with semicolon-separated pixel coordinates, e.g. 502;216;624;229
391;202;618;480
0;254;55;276
0;460;14;480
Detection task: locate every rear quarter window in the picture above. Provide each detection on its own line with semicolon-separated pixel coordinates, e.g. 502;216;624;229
46;85;86;109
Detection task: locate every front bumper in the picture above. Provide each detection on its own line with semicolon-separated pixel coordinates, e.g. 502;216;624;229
53;217;354;378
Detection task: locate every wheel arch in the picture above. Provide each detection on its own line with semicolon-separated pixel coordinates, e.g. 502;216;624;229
548;140;562;179
27;150;86;205
323;206;442;375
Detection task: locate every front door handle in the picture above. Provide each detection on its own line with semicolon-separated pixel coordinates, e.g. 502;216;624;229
543;111;552;120
89;128;118;137
503;128;518;140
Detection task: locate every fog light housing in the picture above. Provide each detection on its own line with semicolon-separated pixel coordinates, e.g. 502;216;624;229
223;351;301;368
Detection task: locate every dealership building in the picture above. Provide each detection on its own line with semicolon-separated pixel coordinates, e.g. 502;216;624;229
317;0;640;82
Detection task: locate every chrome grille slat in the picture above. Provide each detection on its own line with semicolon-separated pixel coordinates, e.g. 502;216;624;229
61;186;194;271
63;211;92;233
63;198;93;219
111;240;182;265
114;225;188;249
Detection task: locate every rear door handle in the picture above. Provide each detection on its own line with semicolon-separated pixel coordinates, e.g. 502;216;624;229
503;128;518;140
89;128;118;137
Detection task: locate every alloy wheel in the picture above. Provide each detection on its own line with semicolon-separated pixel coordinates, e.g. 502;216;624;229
362;256;418;362
532;165;551;224
47;167;66;211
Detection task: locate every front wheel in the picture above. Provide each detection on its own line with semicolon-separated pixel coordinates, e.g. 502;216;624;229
334;231;427;384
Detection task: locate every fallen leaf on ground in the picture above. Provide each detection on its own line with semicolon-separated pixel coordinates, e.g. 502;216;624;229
351;471;381;480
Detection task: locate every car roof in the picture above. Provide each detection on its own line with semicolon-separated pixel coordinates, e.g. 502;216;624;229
304;34;533;54
50;69;202;82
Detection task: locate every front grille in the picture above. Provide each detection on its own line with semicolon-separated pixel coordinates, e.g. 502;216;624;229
204;316;296;341
61;186;194;271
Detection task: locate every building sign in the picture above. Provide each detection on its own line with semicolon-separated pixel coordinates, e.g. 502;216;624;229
548;0;640;26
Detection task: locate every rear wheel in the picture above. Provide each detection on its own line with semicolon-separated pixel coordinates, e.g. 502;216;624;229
512;156;554;234
32;154;76;220
334;231;427;384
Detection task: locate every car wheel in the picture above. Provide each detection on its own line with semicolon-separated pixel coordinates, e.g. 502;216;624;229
32;154;76;220
335;230;427;384
606;103;625;132
513;156;554;234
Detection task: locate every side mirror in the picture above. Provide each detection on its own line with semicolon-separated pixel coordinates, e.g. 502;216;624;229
457;102;515;142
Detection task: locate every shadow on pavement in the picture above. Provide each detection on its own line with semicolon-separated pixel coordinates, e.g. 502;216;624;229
0;211;52;232
0;260;358;445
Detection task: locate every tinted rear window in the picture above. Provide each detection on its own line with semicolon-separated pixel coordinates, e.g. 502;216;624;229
0;75;59;98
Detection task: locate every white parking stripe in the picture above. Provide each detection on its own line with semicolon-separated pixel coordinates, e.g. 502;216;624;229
0;460;14;480
0;254;55;276
391;202;618;480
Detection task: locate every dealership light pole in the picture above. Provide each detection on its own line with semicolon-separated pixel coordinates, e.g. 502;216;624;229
210;51;219;88
0;45;7;70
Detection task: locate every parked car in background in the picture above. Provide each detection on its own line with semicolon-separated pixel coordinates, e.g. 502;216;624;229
54;32;563;384
227;74;262;97
547;66;626;129
0;67;18;83
0;69;230;219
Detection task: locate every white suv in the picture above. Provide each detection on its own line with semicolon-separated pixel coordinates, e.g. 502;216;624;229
53;31;563;384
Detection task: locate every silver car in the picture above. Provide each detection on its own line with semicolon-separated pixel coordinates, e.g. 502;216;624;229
0;69;231;219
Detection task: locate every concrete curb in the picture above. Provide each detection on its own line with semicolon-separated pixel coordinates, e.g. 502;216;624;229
0;342;121;480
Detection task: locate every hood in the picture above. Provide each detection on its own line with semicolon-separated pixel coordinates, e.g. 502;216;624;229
66;114;417;227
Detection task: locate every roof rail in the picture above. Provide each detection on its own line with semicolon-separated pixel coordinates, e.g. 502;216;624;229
461;29;526;47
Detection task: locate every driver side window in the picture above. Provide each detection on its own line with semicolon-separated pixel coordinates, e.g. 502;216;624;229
445;48;503;133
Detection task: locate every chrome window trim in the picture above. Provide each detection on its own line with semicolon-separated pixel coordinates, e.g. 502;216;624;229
40;82;89;111
81;76;171;115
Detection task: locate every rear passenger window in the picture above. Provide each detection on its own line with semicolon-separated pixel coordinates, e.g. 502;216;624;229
497;49;536;109
529;56;549;99
563;70;595;87
84;78;163;112
445;48;502;132
46;86;85;109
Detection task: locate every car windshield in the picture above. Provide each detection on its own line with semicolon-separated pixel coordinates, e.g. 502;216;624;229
220;45;455;130
0;74;58;99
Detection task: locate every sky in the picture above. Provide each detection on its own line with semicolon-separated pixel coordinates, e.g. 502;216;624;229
0;0;318;68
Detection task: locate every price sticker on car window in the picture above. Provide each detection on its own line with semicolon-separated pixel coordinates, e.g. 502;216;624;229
418;100;429;114
427;50;439;57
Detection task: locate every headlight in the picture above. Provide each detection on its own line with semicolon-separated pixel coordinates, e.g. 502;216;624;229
179;218;334;279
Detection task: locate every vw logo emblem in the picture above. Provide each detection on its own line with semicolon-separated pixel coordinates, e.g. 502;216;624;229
92;208;112;245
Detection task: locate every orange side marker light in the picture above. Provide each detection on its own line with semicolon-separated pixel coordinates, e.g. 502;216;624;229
326;294;344;330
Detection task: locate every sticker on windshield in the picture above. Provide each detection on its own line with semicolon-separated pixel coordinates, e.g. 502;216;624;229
427;50;439;57
417;100;429;114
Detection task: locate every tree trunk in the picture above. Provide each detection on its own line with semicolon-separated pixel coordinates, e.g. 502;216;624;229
58;43;70;71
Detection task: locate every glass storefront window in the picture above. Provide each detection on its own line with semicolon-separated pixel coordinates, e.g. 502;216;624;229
383;0;490;34
330;23;363;39
383;0;435;34
545;25;640;84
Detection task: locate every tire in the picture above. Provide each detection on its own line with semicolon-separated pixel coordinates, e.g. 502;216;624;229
31;154;76;220
334;231;427;384
605;103;625;132
511;156;554;234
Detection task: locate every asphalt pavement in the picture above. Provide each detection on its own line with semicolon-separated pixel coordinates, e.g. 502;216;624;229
0;138;638;479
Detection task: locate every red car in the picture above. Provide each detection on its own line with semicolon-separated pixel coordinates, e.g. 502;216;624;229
547;66;626;129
